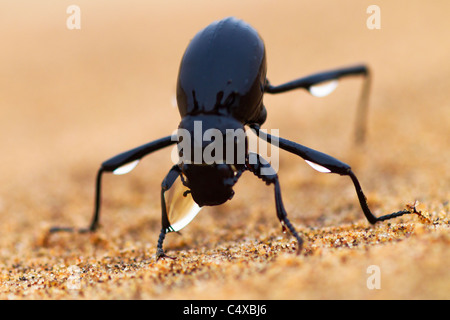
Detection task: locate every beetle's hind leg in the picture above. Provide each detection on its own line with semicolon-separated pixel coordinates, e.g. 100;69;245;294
265;64;371;144
246;152;303;254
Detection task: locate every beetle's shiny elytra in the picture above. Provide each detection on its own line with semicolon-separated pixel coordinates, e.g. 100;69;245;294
177;17;268;125
50;17;415;260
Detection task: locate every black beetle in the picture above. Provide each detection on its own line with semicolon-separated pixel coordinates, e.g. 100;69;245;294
51;17;414;259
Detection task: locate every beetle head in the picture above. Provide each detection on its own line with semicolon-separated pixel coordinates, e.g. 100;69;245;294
176;114;246;206
180;163;242;206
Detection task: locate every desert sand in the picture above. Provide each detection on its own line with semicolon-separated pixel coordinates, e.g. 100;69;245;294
0;1;448;300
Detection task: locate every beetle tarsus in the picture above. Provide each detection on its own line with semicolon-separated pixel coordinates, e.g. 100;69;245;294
156;229;177;261
48;225;96;234
374;209;411;222
49;226;77;233
156;249;177;261
373;201;419;223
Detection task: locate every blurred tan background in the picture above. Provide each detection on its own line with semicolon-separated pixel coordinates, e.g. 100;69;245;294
0;1;449;299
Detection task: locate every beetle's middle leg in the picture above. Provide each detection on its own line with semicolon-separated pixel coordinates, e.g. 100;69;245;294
246;152;303;254
251;125;413;225
49;135;176;235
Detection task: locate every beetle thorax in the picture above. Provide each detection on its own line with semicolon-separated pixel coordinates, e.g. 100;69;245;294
176;114;247;166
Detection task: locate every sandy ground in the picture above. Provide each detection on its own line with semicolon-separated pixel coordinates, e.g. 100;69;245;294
0;1;449;300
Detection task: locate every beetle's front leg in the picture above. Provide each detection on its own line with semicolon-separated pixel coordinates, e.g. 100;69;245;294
247;152;303;254
156;165;181;260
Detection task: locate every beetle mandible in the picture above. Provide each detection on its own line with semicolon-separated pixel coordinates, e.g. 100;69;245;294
51;17;414;259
